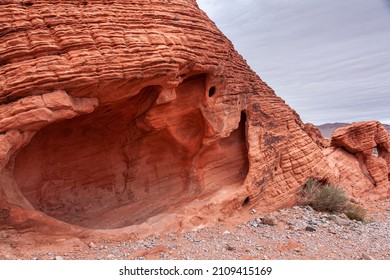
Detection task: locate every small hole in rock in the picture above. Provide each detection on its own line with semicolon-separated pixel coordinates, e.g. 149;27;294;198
208;86;216;97
242;197;250;206
0;208;10;218
372;147;378;158
20;1;33;6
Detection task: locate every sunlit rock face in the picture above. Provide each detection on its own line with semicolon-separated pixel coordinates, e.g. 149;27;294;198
0;0;387;234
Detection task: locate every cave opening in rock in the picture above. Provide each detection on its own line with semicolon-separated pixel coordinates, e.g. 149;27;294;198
12;76;249;229
13;86;165;229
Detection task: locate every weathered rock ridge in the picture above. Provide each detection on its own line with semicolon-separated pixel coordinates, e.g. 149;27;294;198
330;121;390;196
0;0;389;237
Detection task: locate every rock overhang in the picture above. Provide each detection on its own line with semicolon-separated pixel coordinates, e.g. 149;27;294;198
11;74;250;229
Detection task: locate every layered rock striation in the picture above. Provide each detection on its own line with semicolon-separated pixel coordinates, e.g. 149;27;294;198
330;121;390;196
0;0;388;236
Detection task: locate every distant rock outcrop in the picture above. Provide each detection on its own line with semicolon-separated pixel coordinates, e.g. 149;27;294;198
0;0;388;237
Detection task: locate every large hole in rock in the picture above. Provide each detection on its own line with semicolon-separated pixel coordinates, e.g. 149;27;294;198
13;76;249;229
199;111;249;190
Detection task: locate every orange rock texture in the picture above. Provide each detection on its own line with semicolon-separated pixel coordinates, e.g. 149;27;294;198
0;0;388;236
330;121;390;197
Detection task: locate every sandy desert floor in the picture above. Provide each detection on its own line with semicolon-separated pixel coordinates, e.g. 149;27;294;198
1;198;390;260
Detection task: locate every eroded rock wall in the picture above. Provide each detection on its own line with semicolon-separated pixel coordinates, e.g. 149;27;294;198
0;0;388;235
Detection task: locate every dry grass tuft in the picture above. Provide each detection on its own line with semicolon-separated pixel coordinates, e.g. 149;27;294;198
299;178;367;221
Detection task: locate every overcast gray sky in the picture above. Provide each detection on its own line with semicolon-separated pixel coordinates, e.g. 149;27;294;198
197;0;390;125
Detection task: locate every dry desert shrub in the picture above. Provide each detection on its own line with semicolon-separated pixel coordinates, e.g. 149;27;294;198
300;178;348;213
299;178;367;221
344;203;367;221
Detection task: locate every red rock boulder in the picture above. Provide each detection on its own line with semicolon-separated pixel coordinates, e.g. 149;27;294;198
330;121;390;196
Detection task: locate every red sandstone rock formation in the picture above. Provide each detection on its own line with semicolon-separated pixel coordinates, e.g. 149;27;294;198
330;121;390;197
0;0;388;237
304;123;329;149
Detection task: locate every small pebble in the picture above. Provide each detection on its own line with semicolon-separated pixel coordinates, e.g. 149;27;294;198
361;253;374;260
226;244;236;251
305;226;316;232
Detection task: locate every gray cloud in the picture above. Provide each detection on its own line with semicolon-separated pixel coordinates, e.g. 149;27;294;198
197;0;390;124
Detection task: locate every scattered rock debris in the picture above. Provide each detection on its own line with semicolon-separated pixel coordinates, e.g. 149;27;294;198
1;201;390;260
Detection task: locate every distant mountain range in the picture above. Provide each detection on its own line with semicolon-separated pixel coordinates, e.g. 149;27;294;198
316;122;390;138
